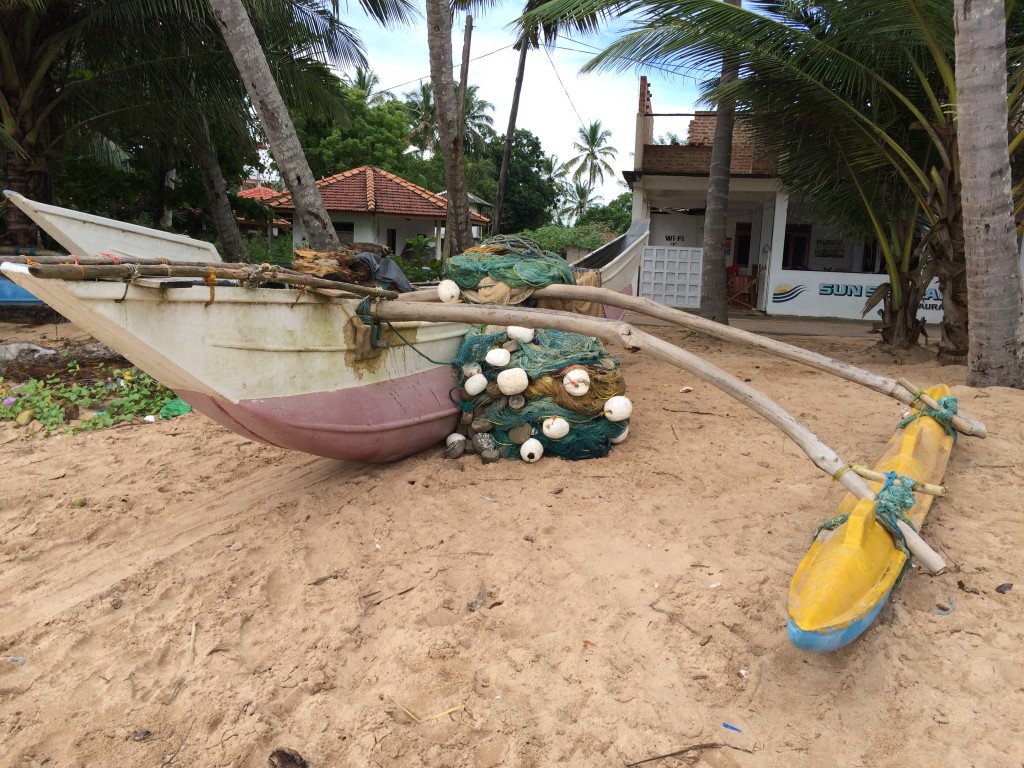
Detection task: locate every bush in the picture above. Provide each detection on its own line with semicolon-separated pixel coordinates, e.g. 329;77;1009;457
514;223;616;256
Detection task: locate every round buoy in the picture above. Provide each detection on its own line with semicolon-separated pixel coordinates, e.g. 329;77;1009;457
610;425;629;444
446;433;467;446
563;368;591;396
485;348;512;368
438;279;461;303
464;373;488;397
520;437;544;463
542;416;570;440
496;367;529;395
462;362;482;378
506;326;535;343
603;395;633;422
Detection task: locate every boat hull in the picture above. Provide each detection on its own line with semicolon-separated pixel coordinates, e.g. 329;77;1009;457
0;263;466;462
178;363;458;462
788;385;956;651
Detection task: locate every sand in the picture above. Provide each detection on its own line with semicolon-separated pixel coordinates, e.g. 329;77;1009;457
0;318;1021;768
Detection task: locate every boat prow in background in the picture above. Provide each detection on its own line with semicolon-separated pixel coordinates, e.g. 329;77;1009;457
787;384;957;652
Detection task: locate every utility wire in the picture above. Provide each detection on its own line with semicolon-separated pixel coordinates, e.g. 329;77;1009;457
543;45;586;129
378;42;516;93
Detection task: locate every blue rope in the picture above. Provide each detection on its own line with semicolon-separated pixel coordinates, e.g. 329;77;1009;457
897;394;959;444
812;471;920;590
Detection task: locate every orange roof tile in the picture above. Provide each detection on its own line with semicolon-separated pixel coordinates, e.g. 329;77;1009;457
237;185;281;200
264;166;488;225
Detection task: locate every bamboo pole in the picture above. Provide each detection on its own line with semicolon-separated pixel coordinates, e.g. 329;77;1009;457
373;300;945;573
22;262;397;299
397;284;987;439
851;466;945;496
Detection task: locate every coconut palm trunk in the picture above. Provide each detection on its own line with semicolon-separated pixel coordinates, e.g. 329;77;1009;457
425;0;474;256
193;109;246;261
208;0;340;252
955;0;1024;387
698;0;740;324
492;41;529;236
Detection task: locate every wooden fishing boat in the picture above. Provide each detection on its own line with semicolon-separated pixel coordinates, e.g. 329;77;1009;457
787;384;956;652
1;192;648;462
567;219;648;319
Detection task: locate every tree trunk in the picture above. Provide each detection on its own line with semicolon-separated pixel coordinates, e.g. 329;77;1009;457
698;0;741;324
425;0;473;256
491;41;529;237
193;109;246;261
955;0;1024;387
3;150;37;247
208;0;340;252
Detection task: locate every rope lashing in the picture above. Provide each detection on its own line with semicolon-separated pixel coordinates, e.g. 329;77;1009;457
898;394;959;443
812;471;921;589
353;298;454;365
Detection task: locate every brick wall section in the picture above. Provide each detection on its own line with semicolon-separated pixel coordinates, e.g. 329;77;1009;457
639;76;652;115
643;111;775;176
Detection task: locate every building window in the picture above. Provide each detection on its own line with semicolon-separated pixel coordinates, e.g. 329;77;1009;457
333;221;355;244
783;224;812;269
386;228;397;253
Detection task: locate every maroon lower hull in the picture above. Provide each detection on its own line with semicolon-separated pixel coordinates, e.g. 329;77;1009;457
604;284;634;321
178;366;460;463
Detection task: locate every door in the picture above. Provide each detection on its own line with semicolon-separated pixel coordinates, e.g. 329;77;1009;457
639;246;703;309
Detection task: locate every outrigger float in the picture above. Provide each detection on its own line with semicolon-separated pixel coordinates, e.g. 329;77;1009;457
0;192;987;651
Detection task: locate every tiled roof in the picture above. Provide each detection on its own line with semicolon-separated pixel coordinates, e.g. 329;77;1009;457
264;166;489;225
237;185;281;200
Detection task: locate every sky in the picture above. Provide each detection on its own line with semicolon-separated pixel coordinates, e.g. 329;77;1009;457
340;0;708;206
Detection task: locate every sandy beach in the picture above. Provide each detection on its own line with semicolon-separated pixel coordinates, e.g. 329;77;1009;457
0;317;1021;767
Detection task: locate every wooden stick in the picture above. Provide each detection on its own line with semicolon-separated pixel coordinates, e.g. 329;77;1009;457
372;301;945;573
23;262;397;299
398;284;987;439
852;465;945;496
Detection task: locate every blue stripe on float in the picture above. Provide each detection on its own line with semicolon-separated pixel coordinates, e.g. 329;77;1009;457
787;590;892;653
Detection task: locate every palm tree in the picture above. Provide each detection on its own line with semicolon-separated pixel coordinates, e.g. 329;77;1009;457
461;84;495;151
561;181;602;223
344;66;389;105
698;0;741;325
564;120;617;189
491;0;600;236
404;81;438;156
955;0;1024;387
425;0;473;256
209;0;416;252
541;153;571;218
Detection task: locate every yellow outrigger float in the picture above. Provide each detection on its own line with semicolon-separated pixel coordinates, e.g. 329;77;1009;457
788;384;957;652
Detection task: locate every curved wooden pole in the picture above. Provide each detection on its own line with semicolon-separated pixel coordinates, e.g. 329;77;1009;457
397;284;987;439
373;300;945;573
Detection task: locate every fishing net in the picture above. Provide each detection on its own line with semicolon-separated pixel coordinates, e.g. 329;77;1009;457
442;236;577;290
442;234;631;463
451;327;628;461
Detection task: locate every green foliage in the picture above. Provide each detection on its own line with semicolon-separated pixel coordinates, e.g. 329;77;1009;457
242;234;296;265
392;234;441;282
0;362;177;437
489;129;559;234
515;223;615;255
575;192;633;234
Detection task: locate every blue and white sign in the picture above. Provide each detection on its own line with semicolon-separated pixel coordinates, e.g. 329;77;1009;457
766;269;943;323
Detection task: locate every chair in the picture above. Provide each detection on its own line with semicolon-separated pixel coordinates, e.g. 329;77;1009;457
727;266;756;308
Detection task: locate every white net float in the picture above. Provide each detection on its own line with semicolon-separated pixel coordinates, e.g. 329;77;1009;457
562;368;591;396
437;279;461;303
496;367;529;395
542;416;570;440
603;395;633;422
506;326;535;343
610;425;629;444
464;373;488;397
485;348;512;368
520;437;544;463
